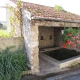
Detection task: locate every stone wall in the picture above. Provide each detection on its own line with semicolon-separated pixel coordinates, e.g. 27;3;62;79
31;20;80;27
21;8;39;73
54;27;64;47
0;37;24;50
39;27;54;48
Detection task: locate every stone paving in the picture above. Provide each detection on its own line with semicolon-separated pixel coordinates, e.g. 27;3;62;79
38;55;68;76
21;54;80;80
39;55;55;73
45;69;80;80
21;71;80;80
62;73;80;80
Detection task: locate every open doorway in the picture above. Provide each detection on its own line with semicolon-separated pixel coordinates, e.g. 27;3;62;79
38;26;64;72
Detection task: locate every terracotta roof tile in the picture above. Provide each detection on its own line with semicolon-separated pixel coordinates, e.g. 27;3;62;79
10;0;80;21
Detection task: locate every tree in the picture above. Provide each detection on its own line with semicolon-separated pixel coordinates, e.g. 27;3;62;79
0;23;3;29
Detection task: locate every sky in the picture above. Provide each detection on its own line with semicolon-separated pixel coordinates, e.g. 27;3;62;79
0;0;80;21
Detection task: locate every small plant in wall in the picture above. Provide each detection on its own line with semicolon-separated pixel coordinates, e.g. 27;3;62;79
60;27;80;50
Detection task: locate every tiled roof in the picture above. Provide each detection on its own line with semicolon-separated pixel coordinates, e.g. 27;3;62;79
10;0;80;21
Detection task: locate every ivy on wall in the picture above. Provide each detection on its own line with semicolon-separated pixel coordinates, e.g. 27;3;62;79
8;0;22;36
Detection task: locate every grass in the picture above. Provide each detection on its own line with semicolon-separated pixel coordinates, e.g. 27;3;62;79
0;47;29;80
70;61;80;68
0;30;12;37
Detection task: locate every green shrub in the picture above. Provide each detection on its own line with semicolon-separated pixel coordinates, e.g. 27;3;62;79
0;47;29;80
0;30;11;37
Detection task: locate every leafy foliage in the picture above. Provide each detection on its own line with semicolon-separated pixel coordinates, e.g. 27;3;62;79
0;47;29;80
61;27;80;49
8;0;22;25
8;0;22;36
61;27;73;42
54;5;66;11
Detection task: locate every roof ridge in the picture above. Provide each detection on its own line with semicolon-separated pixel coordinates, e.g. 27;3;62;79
10;0;80;21
22;1;54;8
22;1;80;16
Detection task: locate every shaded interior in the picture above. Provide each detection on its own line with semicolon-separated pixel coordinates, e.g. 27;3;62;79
43;48;80;61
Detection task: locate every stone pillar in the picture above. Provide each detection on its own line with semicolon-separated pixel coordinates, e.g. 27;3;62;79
21;8;39;73
30;24;39;73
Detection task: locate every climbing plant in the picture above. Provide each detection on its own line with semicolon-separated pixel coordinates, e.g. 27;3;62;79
60;27;80;50
8;0;22;36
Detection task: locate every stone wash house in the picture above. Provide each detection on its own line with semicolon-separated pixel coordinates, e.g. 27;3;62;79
7;0;80;73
